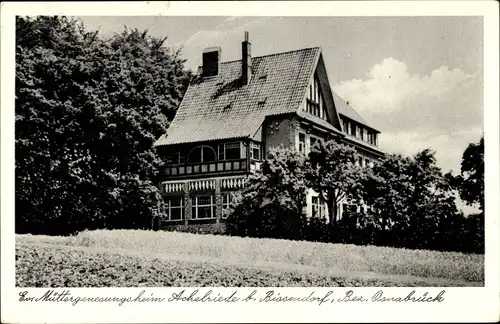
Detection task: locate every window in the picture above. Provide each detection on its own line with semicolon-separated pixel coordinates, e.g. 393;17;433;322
191;195;216;219
250;142;261;160
350;123;357;136
310;136;318;151
222;193;233;218
218;142;241;161
368;132;373;145
166;152;179;165
188;146;216;163
305;74;327;120
165;150;185;165
299;133;306;153
165;196;184;221
368;132;378;146
312;196;326;218
360;128;365;141
343;120;350;134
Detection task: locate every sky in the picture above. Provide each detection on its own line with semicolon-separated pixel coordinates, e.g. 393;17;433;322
78;16;484;212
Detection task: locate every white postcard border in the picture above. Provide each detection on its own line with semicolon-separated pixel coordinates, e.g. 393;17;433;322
1;1;498;323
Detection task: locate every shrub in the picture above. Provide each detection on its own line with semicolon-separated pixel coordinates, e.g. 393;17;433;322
227;203;307;241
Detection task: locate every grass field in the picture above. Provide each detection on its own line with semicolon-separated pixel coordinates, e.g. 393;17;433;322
16;230;484;287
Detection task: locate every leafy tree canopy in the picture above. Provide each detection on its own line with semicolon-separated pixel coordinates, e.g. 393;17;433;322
15;16;192;234
455;136;484;212
305;139;366;224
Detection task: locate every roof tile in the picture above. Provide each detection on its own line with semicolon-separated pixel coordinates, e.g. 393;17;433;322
154;47;320;146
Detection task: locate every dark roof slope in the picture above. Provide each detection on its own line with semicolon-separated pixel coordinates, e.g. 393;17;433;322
154;47;319;146
333;92;380;133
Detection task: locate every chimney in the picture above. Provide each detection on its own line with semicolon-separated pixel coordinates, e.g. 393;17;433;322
202;46;221;77
241;31;252;85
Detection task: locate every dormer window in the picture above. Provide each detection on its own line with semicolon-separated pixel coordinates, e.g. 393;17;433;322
350;124;356;137
367;132;378;146
342;119;350;133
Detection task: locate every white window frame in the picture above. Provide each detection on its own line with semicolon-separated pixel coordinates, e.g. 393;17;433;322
312;196;326;219
222;192;233;218
305;74;327;120
343;120;350;134
218;142;241;161
250;142;261;161
350;123;357;137
165;196;184;221
191;194;216;219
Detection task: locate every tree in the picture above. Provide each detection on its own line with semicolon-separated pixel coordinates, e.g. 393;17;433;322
360;149;461;249
225;146;308;239
455;136;484;212
15;16;192;234
305;139;365;225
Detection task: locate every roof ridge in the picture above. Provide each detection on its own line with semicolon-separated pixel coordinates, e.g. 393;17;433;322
196;47;321;69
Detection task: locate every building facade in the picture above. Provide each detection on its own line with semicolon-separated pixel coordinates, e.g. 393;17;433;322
153;32;384;232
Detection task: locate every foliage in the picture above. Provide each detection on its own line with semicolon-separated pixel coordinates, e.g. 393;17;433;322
15;16;192;234
225;141;483;254
357;149;484;252
225;146;308;239
305;139;366;225
454;136;484;212
17;231;485;284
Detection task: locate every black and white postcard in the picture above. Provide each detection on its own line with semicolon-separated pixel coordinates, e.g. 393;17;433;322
1;1;499;323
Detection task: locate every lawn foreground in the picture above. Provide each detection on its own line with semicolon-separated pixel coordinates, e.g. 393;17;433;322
16;230;484;287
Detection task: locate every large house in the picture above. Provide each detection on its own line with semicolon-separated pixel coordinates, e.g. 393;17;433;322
153;32;383;232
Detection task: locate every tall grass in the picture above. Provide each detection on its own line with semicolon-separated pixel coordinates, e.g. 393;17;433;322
17;229;484;282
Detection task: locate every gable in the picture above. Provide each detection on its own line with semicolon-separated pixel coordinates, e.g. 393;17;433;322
298;53;380;134
303;72;328;120
297;53;342;131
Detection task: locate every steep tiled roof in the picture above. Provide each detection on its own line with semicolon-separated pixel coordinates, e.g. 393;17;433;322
154;47;320;146
333;92;380;133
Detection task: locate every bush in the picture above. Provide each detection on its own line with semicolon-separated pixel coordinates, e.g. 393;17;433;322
226;203;307;241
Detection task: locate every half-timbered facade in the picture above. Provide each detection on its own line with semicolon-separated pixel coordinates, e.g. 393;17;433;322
153;32;383;232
